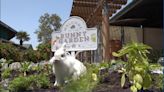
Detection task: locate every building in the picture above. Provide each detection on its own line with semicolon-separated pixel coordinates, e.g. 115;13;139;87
70;0;163;62
0;21;27;50
110;0;163;50
0;20;17;40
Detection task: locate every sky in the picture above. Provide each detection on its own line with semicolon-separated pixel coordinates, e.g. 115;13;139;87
0;0;132;50
0;0;73;49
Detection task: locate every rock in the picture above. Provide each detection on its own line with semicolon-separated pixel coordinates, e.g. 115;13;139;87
9;62;21;70
1;63;9;71
0;58;8;71
1;79;10;89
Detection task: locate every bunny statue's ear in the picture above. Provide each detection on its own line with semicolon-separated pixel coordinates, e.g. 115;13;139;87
61;43;66;49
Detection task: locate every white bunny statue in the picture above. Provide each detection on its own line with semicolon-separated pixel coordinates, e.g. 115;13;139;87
49;43;86;86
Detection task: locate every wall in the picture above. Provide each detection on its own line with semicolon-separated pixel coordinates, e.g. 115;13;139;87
144;28;163;50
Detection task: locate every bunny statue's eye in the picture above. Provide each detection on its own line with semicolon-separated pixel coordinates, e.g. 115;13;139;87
61;54;65;57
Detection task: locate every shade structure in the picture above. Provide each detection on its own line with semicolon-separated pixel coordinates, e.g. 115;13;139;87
110;0;163;28
70;0;128;27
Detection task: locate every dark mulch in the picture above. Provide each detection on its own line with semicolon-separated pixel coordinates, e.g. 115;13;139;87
93;71;131;92
93;71;162;92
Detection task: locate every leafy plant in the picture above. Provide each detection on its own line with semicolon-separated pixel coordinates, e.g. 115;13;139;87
148;49;163;63
37;43;51;60
113;42;162;92
1;68;11;79
31;64;42;74
24;49;42;63
8;76;30;92
8;74;50;92
28;74;50;89
0;42;23;62
151;74;163;90
20;62;31;76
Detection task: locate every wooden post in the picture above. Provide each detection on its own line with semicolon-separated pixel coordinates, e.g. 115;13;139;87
121;26;124;46
102;0;110;62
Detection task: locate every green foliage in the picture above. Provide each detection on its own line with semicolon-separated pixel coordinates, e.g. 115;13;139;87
0;84;2;91
42;64;53;75
0;42;50;63
151;74;163;90
110;59;126;71
37;43;51;60
99;62;110;68
16;31;30;45
1;68;11;79
24;49;42;63
62;64;99;92
28;74;50;89
8;76;30;92
8;74;50;92
20;62;31;76
121;73;125;87
113;42;162;91
0;84;8;92
31;64;42;73
148;49;163;63
0;42;23;62
35;13;61;43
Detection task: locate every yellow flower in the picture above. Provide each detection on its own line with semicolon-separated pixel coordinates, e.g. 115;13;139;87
92;73;97;81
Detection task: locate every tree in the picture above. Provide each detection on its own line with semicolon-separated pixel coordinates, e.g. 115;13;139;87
16;31;30;45
35;13;61;43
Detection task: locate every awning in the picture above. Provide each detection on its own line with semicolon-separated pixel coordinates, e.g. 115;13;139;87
0;21;17;40
70;0;128;27
110;0;163;28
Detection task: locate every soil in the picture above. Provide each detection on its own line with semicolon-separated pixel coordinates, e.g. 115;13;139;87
93;71;162;92
93;71;131;92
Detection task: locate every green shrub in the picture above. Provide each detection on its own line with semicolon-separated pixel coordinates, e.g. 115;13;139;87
1;68;11;79
8;76;30;92
28;74;50;89
35;74;50;89
24;49;42;63
151;74;163;90
0;42;52;63
0;84;6;92
0;42;23;62
148;49;163;63
20;62;31;76
62;64;99;92
37;43;51;60
8;74;50;92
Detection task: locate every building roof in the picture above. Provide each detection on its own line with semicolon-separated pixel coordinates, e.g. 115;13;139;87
70;0;128;27
110;0;163;28
0;20;17;40
23;44;33;49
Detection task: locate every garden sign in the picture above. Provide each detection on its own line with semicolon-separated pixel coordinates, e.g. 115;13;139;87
51;16;97;52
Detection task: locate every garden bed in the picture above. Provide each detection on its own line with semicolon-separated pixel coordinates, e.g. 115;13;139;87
93;71;162;92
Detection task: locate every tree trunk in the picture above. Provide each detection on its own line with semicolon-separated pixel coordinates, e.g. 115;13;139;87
20;39;23;45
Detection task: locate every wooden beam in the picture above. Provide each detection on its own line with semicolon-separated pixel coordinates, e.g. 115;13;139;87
107;0;127;5
73;1;97;7
73;2;122;10
71;10;114;17
86;0;104;23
